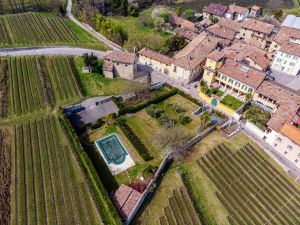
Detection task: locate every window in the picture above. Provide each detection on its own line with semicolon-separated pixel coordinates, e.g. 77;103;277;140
274;143;278;147
295;159;299;163
173;66;177;72
287;145;293;150
125;64;128;67
277;58;282;63
290;62;295;66
284;151;288;155
293;56;298;60
287;54;291;58
248;88;253;93
222;76;227;81
276;137;282;143
241;85;245;90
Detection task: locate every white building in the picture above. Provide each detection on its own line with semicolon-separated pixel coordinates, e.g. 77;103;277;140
225;4;249;22
271;42;300;76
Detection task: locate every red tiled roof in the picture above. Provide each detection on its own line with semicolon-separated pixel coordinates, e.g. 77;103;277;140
112;184;142;220
174;27;198;41
227;4;248;15
207;50;224;61
203;3;228;17
172;32;219;70
280;42;300;57
104;51;136;64
206;24;236;40
219;59;266;89
274;27;300;45
170;16;196;30
281;123;300;146
138;48;172;65
242;19;274;35
255;80;300;132
218;17;242;33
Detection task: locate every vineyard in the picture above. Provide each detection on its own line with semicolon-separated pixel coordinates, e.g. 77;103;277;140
160;187;201;225
0;129;10;225
10;117;102;225
0;12;79;46
0;0;67;14
198;143;300;225
0;59;8;118
6;56;81;116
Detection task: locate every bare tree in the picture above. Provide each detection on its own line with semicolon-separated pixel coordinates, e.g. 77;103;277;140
154;126;190;155
267;0;285;14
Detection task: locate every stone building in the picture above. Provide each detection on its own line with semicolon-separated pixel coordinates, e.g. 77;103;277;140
225;4;249;22
103;51;137;80
202;3;228;20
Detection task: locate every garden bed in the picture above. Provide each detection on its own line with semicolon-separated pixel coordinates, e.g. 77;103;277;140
220;95;243;110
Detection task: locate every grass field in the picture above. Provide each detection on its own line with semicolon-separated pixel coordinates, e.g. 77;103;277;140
73;57;147;97
10;116;102;225
175;131;300;225
0;12;106;50
0;0;67;14
4;56;82;117
133;169;201;225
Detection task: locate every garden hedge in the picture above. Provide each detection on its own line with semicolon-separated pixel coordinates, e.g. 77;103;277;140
59;113;123;225
117;119;153;161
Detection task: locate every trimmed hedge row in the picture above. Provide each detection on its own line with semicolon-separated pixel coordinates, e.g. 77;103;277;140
165;84;203;107
116;88;178;115
58;112;123;225
117;119;153;161
180;169;216;225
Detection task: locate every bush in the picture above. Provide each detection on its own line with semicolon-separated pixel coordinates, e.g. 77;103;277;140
146;104;164;118
166;34;187;51
174;104;186;113
179;114;191;125
158;114;176;128
207;87;218;97
117;119;153;161
200;86;208;94
59;113;122;225
245;105;271;130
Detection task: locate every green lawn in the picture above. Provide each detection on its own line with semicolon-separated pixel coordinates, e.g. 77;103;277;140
221;95;243;110
73;57;147;96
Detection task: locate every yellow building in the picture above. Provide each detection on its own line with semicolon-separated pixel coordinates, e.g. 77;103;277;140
202;50;266;100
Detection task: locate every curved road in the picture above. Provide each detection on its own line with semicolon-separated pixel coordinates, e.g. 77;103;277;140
66;0;122;51
0;46;105;57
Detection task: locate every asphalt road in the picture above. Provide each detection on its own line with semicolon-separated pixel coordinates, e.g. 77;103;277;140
0;46;105;57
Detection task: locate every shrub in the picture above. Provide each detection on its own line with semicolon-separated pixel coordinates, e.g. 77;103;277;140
245;105;271;130
146;104;164;118
216;90;224;97
158;114;176;128
179;114;191;125
117;119;153;161
207;87;218;97
200;86;208;94
142;164;158;177
174;104;186;113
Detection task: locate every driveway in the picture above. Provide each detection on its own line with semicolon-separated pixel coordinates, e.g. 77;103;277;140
0;46;105;57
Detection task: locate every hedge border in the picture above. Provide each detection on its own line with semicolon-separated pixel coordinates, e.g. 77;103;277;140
117;119;153;161
58;112;123;225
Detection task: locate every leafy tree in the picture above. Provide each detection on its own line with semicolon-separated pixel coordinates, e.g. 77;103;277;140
166;34;187;51
119;0;128;16
183;9;195;20
274;9;283;20
139;10;153;27
179;114;191;125
128;5;139;17
174;7;182;16
200;111;210;128
154;17;165;31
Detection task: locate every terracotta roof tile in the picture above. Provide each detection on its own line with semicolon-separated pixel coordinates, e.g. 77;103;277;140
206;24;236;40
104;51;136;64
227;4;248;15
174;27;198;41
207;50;224;61
218;17;242;33
172;32;219;70
280;123;300;146
255;80;300;131
170;16;196;30
138;48;172;65
280;42;300;57
242;19;274;34
274;27;300;45
203;3;228;17
251;5;261;11
219;59;266;89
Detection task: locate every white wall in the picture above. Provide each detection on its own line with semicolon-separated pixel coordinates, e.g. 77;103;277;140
245;121;265;138
271;51;300;76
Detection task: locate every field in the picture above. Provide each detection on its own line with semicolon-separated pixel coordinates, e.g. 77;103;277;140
0;0;67;14
4;56;82;117
198;143;300;224
0;128;10;225
0;12;106;49
0;59;8;118
73;57;147;96
10;117;102;225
